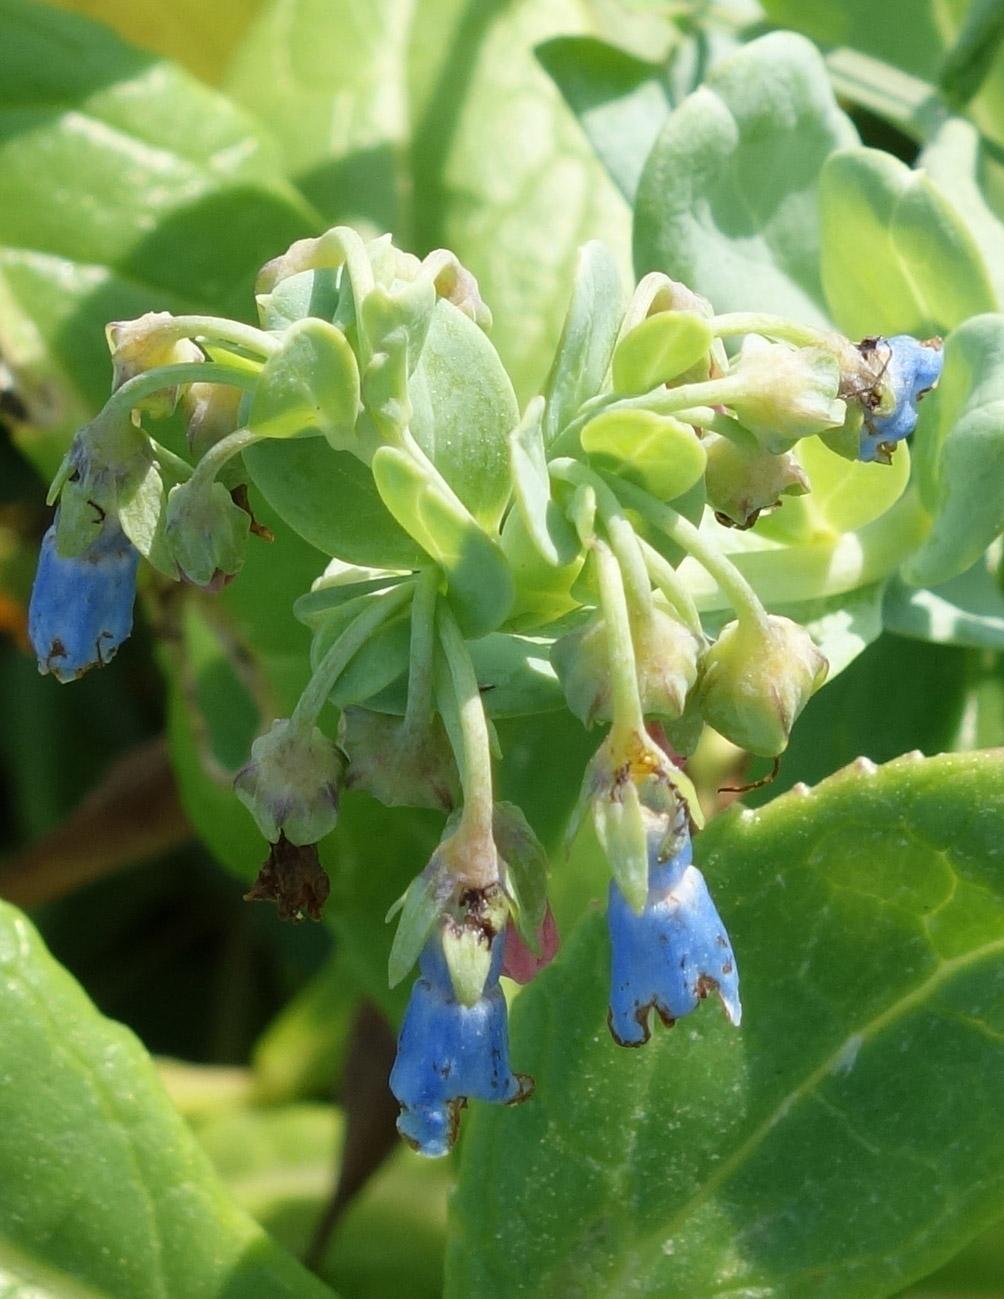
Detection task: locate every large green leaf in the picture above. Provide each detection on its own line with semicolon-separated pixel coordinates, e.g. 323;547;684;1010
759;0;946;80
819;148;996;339
633;31;857;325
225;0;410;231
0;0;317;472
408;0;631;402
0;899;337;1297
449;750;1004;1298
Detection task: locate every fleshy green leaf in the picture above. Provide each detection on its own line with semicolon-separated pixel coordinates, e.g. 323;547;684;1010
509;396;578;568
372;445;514;638
903;313;1004;588
819;148;997;338
449;750;1004;1299
611;309;713;394
249;318;360;445
634;32;857;326
541;239;624;445
581;408;706;501
0;0;317;472
0;900;337;1298
758;0;946;80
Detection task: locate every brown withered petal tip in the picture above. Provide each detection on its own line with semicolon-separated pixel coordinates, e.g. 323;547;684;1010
243;833;330;922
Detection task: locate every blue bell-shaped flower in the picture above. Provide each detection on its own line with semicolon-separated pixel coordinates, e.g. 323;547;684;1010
28;515;139;682
858;334;943;463
390;928;532;1157
607;825;740;1047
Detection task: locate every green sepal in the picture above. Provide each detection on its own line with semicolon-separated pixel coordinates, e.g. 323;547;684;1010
254;267;341;330
510;396;579;567
592;776;649;913
386;855;453;988
612;310;713;394
541;240;624;445
372;445;514;637
249;317;360;448
165;480;250;588
493;801;549;950
117;457;177;577
581;408;707;500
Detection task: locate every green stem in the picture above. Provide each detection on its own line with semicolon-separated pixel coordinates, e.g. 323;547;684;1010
635;536;703;637
610;475;769;632
593;539;646;751
291;584;414;731
436;603;495;845
188;428;264;491
403;568;440;735
708;313;838;350
128;315;279;359
104;362;259;422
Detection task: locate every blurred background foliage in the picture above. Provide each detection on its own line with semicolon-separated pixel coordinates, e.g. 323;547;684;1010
5;0;1004;1294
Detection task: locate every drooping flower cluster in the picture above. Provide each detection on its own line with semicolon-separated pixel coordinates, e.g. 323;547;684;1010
26;224;944;1156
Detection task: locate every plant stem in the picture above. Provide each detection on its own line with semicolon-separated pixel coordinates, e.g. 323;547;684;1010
103;362;259;423
593;539;646;752
436;603;495;845
129;316;280;358
188;428;264;491
635;536;703;637
403;568;440;735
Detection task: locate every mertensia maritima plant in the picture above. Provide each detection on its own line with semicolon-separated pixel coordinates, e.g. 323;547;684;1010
26;223;944;1157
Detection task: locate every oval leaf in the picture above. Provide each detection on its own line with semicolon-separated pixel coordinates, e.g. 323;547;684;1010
581;408;706;501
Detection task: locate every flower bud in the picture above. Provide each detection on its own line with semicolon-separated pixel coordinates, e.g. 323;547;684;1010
28;516;139;682
106;312;203;417
502;904;559;984
165;479;251;590
552;609;701;727
697;615;827;756
234;718;345;845
421;249;492;329
704;432;810;529
179;382;244;460
722;336;845;454
340;708;460;811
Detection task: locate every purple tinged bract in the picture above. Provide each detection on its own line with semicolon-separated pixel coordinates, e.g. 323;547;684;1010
28;516;139;682
607;826;741;1047
390;931;532;1157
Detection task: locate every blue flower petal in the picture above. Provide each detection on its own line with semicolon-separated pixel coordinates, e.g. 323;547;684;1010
859;335;944;462
390;936;531;1157
607;832;740;1047
28;518;139;682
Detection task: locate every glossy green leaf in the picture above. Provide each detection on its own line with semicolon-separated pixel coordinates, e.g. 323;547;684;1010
225;0;409;231
903;314;1004;588
372;445;514;637
0;900;337;1298
535;36;671;204
541;239;624;445
581;408;706;501
450;750;1004;1299
794;433;912;536
0;0;317;472
634;32;857;327
249;319;360;444
819;148;997;339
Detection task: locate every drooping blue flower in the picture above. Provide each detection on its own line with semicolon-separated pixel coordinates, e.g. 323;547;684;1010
389;929;532;1157
607;826;741;1047
858;334;944;463
28;516;139;682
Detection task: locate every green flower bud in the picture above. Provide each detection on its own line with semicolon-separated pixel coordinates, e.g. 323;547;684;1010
721;336;845;454
697;615;828;756
552;608;701;727
704;432;810;529
179;382;244;460
340;708;461;811
165;479;251;590
234;718;345;845
106;312;203;417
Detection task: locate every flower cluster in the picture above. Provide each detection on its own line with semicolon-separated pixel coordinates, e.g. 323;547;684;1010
27;225;944;1156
